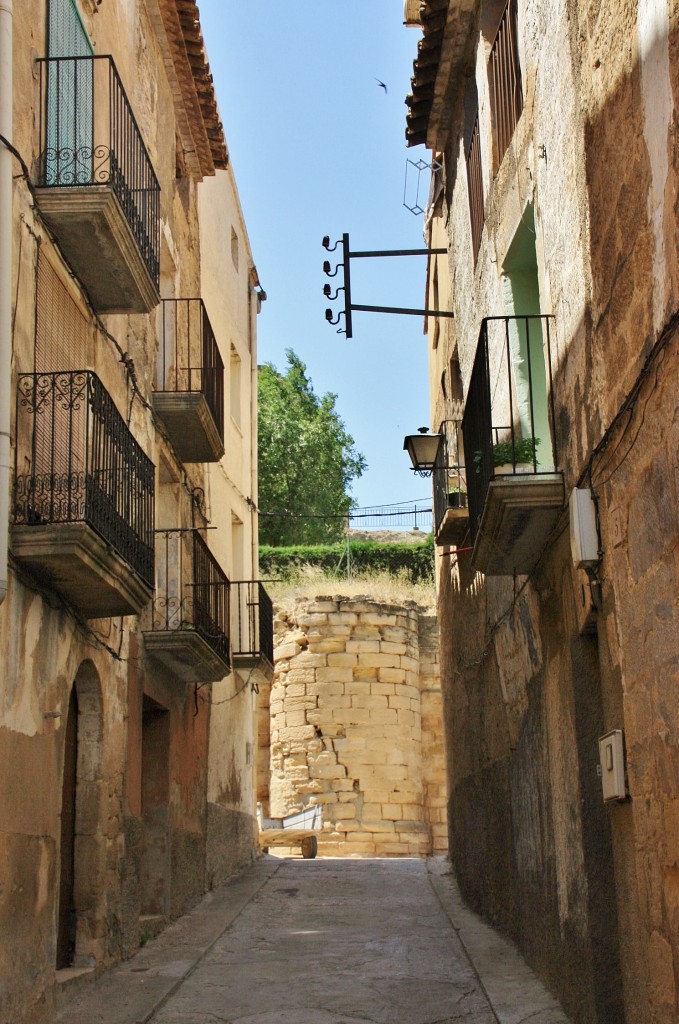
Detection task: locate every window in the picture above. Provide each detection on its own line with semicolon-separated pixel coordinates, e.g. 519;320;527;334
231;228;239;272
46;0;94;186
488;0;523;171
501;207;551;468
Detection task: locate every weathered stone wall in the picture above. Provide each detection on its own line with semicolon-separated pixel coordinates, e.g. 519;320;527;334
419;1;679;1022
268;597;447;857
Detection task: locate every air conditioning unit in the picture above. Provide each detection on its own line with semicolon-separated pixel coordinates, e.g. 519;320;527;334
404;0;422;26
569;487;599;569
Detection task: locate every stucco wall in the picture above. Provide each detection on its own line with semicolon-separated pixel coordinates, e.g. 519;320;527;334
1;2;263;1021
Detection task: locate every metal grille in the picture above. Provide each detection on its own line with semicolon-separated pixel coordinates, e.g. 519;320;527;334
151;529;231;669
13;371;155;586
465;110;484;263
488;0;523;170
231;580;274;667
157;299;225;441
37;55;160;289
462;316;557;542
432;421;466;536
192;532;231;668
35;250;90;373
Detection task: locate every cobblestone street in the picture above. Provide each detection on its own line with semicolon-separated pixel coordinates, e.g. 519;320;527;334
55;857;569;1024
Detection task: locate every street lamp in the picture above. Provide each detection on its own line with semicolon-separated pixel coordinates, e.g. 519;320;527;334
403;428;443;477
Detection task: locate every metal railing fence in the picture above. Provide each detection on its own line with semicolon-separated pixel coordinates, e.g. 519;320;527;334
157;299;225;442
13;371;155;586
150;528;231;669
231;580;274;667
37;55;160;288
462;315;557;541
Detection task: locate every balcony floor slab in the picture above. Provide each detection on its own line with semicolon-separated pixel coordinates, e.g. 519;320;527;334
34;185;159;313
152;392;224;463
11;522;152;617
143;628;230;683
232;653;274;685
472;473;565;576
435;507;470;547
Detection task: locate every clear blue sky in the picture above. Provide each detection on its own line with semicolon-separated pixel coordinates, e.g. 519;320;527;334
197;1;434;515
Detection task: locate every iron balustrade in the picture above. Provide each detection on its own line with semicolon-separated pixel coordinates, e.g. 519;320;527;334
466;110;484;263
13;371;155;586
231;580;274;667
432;424;467;536
489;0;523;170
462;315;557;541
157;299;225;441
151;529;231;669
37;55;160;289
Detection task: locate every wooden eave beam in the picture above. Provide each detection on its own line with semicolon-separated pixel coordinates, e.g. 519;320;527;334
404;0;480;152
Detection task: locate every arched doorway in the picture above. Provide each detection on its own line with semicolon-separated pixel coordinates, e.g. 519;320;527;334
56;684;78;968
56;661;104;969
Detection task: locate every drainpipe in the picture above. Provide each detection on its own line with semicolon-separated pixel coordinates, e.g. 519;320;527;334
0;0;13;605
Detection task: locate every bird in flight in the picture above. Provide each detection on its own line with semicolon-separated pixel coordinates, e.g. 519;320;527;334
374;78;388;94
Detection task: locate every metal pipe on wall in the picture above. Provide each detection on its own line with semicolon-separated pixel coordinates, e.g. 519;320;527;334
0;0;14;605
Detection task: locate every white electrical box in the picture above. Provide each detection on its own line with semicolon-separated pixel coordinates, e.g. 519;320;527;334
569;487;599;569
599;730;627;802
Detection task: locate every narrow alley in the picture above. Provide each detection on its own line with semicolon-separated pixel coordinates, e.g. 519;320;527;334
54;857;569;1024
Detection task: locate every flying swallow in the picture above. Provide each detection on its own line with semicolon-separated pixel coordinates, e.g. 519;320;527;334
374;78;388;94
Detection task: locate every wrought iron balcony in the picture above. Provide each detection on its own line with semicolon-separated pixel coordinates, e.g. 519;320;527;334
432;422;469;548
12;371;154;616
231;580;274;673
35;55;160;313
153;300;225;463
143;529;231;682
489;0;524;171
462;316;564;575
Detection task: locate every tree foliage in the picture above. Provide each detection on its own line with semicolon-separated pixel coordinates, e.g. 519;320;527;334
258;350;366;546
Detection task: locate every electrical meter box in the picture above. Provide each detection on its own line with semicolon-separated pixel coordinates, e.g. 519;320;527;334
599;730;627;802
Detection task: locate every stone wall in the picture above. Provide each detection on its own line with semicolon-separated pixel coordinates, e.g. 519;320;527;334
268;597;447;857
414;1;679;1021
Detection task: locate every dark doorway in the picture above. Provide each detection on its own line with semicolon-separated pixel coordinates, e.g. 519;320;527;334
56;684;78;968
141;696;170;917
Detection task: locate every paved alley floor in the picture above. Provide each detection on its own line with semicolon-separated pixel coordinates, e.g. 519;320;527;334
54;857;570;1024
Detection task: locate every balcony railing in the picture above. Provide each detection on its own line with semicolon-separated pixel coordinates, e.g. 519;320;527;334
145;529;231;680
231;581;274;669
13;371;154;586
466;110;484;263
153;300;225;462
488;0;523;170
432;422;469;547
462;317;564;573
36;55;160;308
11;371;154;615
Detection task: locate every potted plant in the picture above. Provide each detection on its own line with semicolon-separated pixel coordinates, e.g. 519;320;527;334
474;438;540;476
447;469;468;508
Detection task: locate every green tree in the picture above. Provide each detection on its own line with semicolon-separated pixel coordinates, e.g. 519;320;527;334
258;350;366;545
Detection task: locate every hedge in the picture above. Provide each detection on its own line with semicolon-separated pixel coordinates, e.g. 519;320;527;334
259;536;434;584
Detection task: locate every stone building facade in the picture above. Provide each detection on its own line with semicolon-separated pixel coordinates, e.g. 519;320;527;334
405;2;679;1023
0;2;272;1021
261;596;447;858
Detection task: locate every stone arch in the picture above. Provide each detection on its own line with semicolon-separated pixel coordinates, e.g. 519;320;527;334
56;660;105;969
